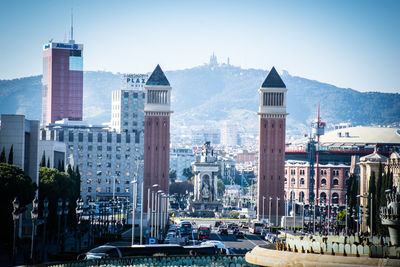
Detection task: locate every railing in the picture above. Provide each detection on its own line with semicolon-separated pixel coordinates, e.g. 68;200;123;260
44;255;256;267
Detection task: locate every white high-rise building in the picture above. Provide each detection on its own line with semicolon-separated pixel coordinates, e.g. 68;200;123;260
111;74;148;137
220;121;240;147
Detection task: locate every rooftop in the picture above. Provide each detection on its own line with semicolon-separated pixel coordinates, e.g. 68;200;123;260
261;66;286;88
146;64;170;86
320;126;400;146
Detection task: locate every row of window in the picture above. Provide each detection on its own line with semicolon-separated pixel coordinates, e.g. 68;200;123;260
70;145;134;152
87;178;131;184
286;169;347;176
263;92;284;106
87;187;130;193
65;131;131;143
85;170;130;177
147;90;168;104
289;191;340;204
287;177;340;186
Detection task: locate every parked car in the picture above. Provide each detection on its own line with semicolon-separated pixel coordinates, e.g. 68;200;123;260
235;231;244;238
241;223;249;229
214;221;223;227
218;227;228;236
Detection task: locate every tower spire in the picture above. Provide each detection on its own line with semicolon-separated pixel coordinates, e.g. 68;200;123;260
70;8;74;43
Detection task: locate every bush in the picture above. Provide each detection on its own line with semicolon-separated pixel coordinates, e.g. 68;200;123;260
229;211;239;219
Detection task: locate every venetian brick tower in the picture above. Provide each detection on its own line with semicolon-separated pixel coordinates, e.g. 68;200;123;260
143;65;172;212
257;67;287;224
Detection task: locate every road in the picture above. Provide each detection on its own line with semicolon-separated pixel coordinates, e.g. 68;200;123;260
188;219;272;254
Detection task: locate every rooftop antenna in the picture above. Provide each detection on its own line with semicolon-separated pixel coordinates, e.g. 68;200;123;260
70;8;74;43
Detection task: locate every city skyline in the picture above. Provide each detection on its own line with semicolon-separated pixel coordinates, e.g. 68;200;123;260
0;0;399;93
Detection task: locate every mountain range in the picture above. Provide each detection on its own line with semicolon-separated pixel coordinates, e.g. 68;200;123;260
0;62;399;138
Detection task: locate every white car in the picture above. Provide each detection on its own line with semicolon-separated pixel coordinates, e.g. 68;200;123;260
200;240;230;255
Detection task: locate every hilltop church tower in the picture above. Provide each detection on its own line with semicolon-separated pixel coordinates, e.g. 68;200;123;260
143;65;172;211
257;67;287;224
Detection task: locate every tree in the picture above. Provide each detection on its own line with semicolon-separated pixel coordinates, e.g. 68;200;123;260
229;211;239;219
75;165;81;197
346;173;358;232
47;157;50;168
0;147;6;163
182;167;194;181
217;179;225;197
169;181;193;209
7;145;13;165
40;151;46;167
39;167;78;231
375;162;384;234
0;163;36;242
367;171;376;234
169;170;177;184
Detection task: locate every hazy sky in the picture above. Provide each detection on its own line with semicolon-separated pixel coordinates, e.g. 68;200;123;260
0;0;399;93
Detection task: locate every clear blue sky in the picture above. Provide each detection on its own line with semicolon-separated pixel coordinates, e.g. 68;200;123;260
0;0;399;93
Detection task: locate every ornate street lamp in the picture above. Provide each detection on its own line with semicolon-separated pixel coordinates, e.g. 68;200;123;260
57;198;63;250
42;198;49;262
12;197;20;265
30;196;39;263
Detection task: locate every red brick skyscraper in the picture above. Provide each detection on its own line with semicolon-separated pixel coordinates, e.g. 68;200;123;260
42;38;83;126
143;65;172;212
257;67;287;224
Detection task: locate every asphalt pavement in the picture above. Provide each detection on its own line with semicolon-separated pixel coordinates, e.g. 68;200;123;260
188;219;272;253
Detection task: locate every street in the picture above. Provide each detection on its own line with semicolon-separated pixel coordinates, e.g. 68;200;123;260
187;219;272;254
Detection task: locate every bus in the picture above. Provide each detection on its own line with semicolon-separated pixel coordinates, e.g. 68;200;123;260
197;224;211;240
179;221;192;236
249;221;264;234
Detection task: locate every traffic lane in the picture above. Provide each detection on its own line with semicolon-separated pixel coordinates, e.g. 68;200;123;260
210;231;270;249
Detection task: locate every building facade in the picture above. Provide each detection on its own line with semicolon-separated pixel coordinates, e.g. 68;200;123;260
257;67;287;223
42;119;142;202
0;114;40;184
111;74;148;135
143;65;172;211
42;39;83;126
169;148;195;181
284;160;349;205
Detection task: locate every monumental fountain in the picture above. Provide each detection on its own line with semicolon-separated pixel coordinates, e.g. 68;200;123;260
187;142;223;217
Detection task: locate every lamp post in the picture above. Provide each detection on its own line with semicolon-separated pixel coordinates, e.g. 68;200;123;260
156;190;164;240
262;196;266;222
150;184;160;238
345;196;348;235
57;198;63;251
131;179;137;246
42;198;49;262
357;194;373;237
140;181;144;244
12;197;20;265
75;197;83;251
269;197;272;227
30;196;39;263
62;198;69;251
276;197;280;227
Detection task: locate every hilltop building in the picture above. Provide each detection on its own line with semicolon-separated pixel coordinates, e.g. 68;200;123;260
257;67;287;224
143;65;172;212
41;27;83;126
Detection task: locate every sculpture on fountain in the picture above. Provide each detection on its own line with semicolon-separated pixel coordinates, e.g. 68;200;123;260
187;142;223;217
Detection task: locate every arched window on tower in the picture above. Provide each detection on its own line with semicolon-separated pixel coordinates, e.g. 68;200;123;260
332;193;339;204
320;192;327;203
299;191;305;202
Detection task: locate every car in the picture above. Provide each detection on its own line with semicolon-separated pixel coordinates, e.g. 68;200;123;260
228;223;238;230
214;221;223;227
241;223;249;229
218;227;228;235
235;231;244;238
201;241;230;255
